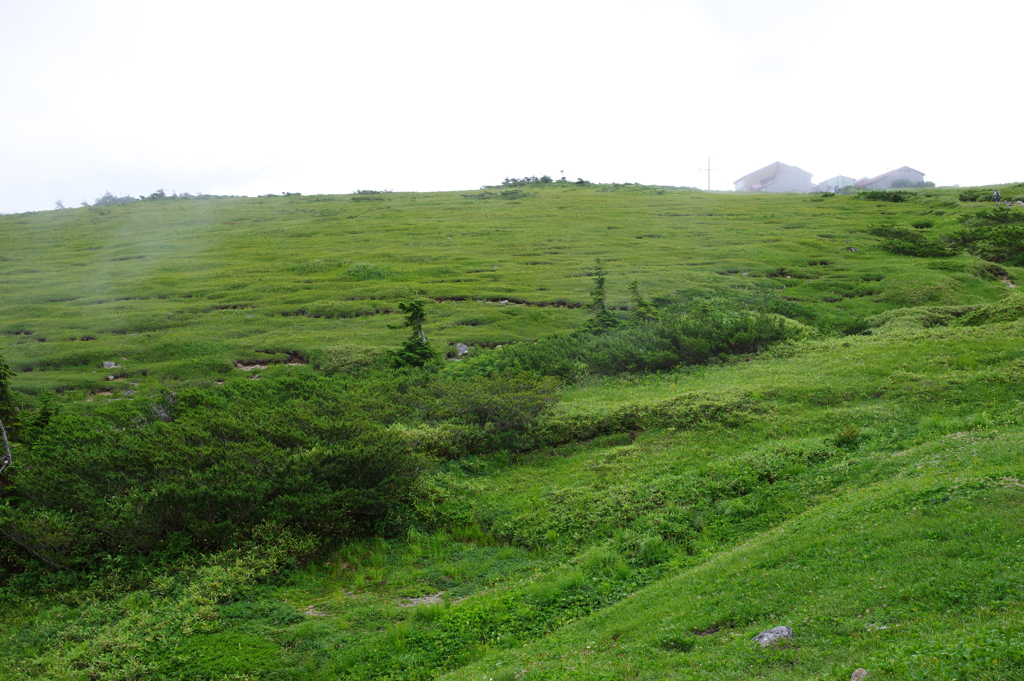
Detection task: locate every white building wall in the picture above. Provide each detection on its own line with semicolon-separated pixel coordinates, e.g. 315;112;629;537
820;176;856;192
863;168;925;189
762;169;813;193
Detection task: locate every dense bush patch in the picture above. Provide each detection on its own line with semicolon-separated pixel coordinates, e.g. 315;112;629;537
951;206;1024;265
868;224;956;258
859;190;909;203
454;308;794;379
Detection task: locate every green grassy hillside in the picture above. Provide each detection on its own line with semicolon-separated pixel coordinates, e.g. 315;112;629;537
2;184;1024;680
1;184;1017;401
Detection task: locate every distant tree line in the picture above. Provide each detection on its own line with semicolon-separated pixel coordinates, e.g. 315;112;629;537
56;189;238;210
889;179;935;189
487;176;592;188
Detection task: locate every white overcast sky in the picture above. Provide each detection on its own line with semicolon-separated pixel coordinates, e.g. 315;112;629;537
1;0;1021;214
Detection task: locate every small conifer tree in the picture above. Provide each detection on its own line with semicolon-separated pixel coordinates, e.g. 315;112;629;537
586;259;619;331
392;298;436;367
628;279;659;323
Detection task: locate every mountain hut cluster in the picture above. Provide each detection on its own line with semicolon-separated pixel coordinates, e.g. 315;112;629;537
733;162;928;193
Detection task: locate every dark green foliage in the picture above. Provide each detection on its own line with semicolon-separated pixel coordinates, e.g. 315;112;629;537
0;352;14;428
860;190;909;202
309;344;389;375
865;304;978;331
393;299;437;368
500;175;554;187
529;392;758;448
345;263;390;280
424;372;559;451
0;374;430;565
890;179;935;189
585;259;619;331
831;425;861;449
394;337;436;369
500;189;531;200
17;393;60;446
462;308;792;379
957;187;1009;202
951;206;1024;265
91;191;139;206
628;279;660;323
953;291;1024;326
869;224;957;257
0;363;567;566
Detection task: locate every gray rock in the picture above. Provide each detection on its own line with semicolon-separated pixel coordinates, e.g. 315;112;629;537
102;361;118;369
851;669;869;681
846;246;859;252
455;343;469;356
751;625;792;646
106;375;115;381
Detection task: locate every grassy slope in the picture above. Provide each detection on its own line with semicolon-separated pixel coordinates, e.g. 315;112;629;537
1;185;1015;401
440;327;1024;680
2;187;1024;680
4;319;1023;680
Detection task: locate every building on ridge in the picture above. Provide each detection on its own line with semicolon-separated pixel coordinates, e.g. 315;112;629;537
854;166;926;189
819;175;857;192
733;162;814;193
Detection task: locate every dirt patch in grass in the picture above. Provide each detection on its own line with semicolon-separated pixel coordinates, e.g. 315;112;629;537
398;592;444;608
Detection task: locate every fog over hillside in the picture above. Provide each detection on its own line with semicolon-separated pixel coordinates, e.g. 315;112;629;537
1;0;1021;214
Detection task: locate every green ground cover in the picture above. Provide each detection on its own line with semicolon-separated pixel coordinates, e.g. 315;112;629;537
2;184;1024;680
1;184;1017;403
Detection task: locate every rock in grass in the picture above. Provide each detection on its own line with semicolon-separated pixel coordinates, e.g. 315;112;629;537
751;625;792;646
851;669;869;681
455;343;469;356
102;361;118;369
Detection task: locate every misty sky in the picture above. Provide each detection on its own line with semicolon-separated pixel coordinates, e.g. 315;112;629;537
1;0;1021;214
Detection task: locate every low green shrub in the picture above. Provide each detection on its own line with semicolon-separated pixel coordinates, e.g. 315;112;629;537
454;309;793;379
578;545;630;578
529;392;759;448
866;304;977;331
859;190;909;203
953;291;1024;326
951;206;1024;265
1;403;425;566
958;188;993;202
345;263;390;280
308;344;389;375
0;351;15;428
0;360;570;566
868;224;957;257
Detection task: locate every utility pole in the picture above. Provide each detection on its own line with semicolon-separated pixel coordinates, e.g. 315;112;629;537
698;157;717;191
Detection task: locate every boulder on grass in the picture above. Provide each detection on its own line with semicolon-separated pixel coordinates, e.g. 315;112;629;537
751;625;792;646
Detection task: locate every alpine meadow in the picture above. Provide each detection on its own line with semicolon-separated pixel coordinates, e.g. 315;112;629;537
2;180;1024;680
